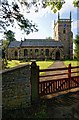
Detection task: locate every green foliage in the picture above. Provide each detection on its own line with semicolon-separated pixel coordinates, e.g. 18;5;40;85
46;36;52;39
44;0;65;13
2;40;9;50
17;0;79;15
4;30;16;42
73;0;79;7
2;30;16;59
56;1;62;10
74;34;79;44
17;0;65;13
74;34;79;59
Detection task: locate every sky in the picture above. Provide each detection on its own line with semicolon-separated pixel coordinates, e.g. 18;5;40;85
0;0;78;40
14;0;78;40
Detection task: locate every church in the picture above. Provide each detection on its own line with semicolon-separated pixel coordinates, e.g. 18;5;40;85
7;12;73;60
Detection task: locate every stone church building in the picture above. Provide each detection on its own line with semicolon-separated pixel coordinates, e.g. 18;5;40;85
8;12;73;60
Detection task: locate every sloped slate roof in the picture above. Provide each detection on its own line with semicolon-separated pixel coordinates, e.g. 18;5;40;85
8;39;63;48
8;41;21;48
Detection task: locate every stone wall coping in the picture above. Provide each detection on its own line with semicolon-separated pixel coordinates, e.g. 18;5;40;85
0;63;30;74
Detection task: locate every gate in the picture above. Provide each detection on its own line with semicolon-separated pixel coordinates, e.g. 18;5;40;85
39;64;79;96
31;61;79;102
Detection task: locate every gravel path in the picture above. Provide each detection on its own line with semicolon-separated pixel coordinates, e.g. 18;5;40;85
40;61;68;81
48;61;66;68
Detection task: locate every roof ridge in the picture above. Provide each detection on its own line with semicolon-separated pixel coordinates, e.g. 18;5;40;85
8;39;63;48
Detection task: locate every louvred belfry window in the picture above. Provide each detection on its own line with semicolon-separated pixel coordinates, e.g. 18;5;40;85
63;28;66;34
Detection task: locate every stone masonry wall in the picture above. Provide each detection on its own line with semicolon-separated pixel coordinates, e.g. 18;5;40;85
2;64;31;109
8;47;64;60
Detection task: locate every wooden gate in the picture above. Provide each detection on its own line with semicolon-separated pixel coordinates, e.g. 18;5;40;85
39;64;79;96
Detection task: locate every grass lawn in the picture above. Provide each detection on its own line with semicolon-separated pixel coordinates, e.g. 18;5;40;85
36;61;54;69
64;60;79;67
6;60;27;68
6;60;54;69
6;60;79;69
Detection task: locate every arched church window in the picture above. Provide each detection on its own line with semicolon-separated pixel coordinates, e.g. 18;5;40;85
15;51;18;56
35;49;39;53
63;28;66;34
45;49;49;56
41;49;44;55
24;49;28;56
30;49;32;52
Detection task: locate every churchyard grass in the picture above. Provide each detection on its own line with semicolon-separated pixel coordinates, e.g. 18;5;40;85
36;61;54;69
6;60;79;69
6;60;54;69
6;60;26;68
64;60;79;67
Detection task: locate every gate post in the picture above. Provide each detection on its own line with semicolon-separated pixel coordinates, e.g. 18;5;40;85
68;64;71;89
31;61;39;103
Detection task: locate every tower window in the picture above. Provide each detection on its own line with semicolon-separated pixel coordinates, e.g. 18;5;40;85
63;28;66;34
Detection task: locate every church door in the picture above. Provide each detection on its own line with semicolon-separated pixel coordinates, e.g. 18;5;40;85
56;51;60;60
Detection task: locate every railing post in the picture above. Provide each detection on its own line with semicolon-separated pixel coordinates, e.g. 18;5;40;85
68;64;71;89
31;61;39;103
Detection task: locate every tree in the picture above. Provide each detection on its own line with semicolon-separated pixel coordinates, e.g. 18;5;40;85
0;0;38;36
17;0;79;13
2;30;16;50
73;0;79;7
2;30;16;63
74;34;79;60
0;0;38;62
17;0;65;13
4;30;16;42
46;36;52;39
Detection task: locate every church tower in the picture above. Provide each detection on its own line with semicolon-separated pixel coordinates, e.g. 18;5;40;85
54;12;73;59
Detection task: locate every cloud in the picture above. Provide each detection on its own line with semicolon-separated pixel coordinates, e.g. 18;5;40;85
73;20;77;29
72;20;79;31
24;6;52;21
71;20;79;38
60;0;77;13
15;28;47;40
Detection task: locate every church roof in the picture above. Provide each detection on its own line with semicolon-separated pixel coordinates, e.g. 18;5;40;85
8;39;63;48
8;41;21;48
